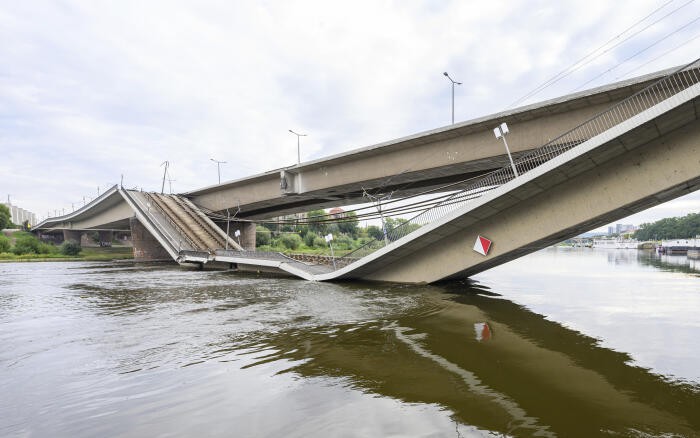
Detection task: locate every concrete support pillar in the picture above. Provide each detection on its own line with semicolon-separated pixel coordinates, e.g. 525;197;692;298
129;217;173;262
98;230;114;246
62;230;83;244
230;221;256;251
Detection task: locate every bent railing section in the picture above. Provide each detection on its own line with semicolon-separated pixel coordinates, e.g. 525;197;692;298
338;58;700;266
119;189;181;259
141;192;202;252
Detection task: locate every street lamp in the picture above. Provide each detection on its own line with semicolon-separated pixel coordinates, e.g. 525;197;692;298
443;72;462;124
493;122;519;177
210;158;226;184
289;130;306;165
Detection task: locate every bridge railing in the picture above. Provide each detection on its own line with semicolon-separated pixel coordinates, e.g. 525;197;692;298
338;58;700;267
140;192;202;252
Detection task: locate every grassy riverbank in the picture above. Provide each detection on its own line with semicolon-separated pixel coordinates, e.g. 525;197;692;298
0;246;133;262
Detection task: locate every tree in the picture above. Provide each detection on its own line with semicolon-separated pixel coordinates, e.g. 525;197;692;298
12;233;40;254
0;235;10;252
256;225;272;246
0;204;11;230
366;225;384;241
384;218;421;241
59;239;82;256
307;209;328;235
304;231;320;247
279;233;302;250
635;213;700;240
337;211;359;238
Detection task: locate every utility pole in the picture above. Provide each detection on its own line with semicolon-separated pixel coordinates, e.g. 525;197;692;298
493;122;519;177
161;161;169;194
289;130;307;164
210;158;226;184
443;72;462;124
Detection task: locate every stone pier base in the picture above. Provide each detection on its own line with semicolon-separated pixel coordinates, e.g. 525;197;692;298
217;220;256;251
129;217;173;262
98;230;114;246
62;230;83;244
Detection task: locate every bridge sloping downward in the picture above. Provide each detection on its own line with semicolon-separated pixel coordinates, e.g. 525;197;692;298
33;60;700;283
213;59;700;282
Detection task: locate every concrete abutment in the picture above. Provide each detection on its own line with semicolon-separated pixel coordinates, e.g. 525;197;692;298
129;217;173;262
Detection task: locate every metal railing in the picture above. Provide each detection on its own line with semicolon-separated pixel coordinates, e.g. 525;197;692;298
119;188;184;258
337;58;700;267
138;191;202;252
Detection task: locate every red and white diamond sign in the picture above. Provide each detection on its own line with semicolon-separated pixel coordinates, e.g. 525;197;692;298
473;235;492;256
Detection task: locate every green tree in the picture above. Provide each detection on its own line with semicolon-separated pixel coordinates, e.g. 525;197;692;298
304;231;320;247
12;233;41;254
256;225;272;246
0;235;10;252
385;218;421;241
279;233;302;250
635;213;700;240
366;225;384;241
337;211;359;238
0;204;11;230
59;239;82;256
307;209;328;235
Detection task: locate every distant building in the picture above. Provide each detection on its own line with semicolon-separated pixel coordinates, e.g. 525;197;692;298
616;224;635;234
2;202;37;228
328;207;346;218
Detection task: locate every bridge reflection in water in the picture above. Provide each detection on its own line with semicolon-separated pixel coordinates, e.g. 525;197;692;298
222;282;698;437
4;258;698;437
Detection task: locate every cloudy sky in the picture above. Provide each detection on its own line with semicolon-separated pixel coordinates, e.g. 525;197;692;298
1;0;699;228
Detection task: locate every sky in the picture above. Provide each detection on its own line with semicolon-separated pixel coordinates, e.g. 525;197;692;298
1;0;699;229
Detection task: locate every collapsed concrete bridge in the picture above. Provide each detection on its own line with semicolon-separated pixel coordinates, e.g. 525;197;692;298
35;60;700;283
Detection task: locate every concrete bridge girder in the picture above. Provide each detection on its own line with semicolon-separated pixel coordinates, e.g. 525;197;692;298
187;72;668;219
359;99;700;283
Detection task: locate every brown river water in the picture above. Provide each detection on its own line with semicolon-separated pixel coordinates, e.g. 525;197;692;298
1;247;698;437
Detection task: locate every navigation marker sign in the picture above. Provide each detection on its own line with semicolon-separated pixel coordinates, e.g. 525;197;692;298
473;235;492;256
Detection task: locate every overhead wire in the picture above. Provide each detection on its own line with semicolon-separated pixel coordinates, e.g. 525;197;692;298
615;31;700;79
571;15;700;91
346;0;698;222
507;0;692;108
209;1;700;230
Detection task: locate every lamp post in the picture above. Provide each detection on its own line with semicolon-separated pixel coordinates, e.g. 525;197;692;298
210;158;226;184
289;130;306;165
443;72;462;124
493;122;519;177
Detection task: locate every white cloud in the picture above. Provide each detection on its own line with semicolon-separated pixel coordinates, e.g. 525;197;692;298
1;0;699;224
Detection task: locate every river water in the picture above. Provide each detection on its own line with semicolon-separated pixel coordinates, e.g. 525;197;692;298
1;248;698;437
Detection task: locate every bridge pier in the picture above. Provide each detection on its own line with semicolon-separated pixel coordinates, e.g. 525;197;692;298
129;217;173;262
98;230;113;246
62;230;83;244
219;221;256;251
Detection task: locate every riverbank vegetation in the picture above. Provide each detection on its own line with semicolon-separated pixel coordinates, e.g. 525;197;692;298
255;209;420;255
0;232;133;261
634;213;700;240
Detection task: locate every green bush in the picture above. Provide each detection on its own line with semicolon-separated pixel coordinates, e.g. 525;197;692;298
0;204;11;230
256;226;272;246
332;233;354;250
60;239;82;256
366;225;385;241
0;235;10;252
304;231;320;247
312;237;327;248
12;233;41;255
38;242;57;255
280;233;302;250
